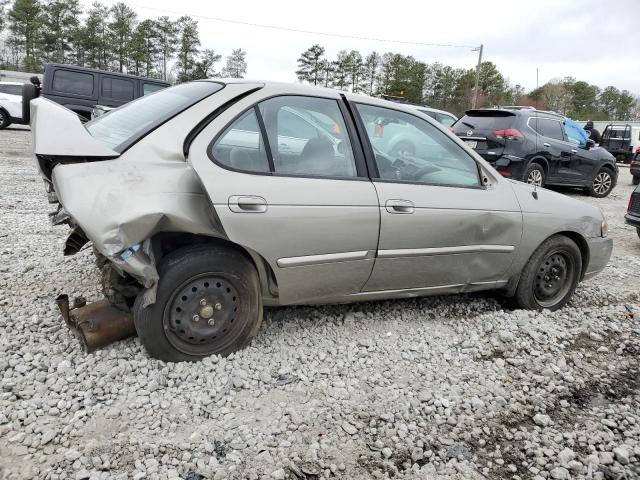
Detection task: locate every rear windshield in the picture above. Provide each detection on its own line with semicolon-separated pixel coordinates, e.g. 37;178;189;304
85;81;223;151
453;113;514;133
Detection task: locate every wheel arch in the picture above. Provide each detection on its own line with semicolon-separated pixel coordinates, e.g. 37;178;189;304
528;156;549;175
149;232;278;300
503;229;590;296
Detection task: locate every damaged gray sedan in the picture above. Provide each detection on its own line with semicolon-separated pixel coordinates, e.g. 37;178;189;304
27;80;613;362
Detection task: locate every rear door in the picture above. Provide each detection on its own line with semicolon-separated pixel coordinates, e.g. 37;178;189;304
451;110;517;164
188;86;380;304
530;117;578;183
0;84;23;119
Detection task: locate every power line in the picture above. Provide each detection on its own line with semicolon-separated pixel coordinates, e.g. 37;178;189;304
114;0;478;49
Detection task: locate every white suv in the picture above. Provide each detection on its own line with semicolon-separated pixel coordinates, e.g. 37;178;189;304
0;82;25;129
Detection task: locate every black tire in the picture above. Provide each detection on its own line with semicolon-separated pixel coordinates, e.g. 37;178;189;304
524;162;545;187
21;83;39;124
589;167;615;198
633;176;639;186
0;110;10;130
514;235;582;311
133;244;262;362
637;228;640;240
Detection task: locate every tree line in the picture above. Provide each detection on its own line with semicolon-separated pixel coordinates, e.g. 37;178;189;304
0;0;247;82
296;44;639;120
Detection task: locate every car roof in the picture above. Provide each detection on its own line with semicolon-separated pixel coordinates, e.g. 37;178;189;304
209;79;444;117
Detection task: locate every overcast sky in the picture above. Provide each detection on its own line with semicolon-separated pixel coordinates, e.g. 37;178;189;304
88;0;640;94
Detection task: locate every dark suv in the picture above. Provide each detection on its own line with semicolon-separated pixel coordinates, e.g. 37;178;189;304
452;107;618;197
34;63;169;119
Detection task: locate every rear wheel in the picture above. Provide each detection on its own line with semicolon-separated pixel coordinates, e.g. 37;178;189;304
514;235;582;311
0;110;10;130
524;163;545;187
633;176;639;186
589;168;615;197
133;244;262;362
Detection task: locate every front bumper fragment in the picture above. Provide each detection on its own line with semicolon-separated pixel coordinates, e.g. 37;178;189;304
583;237;613;281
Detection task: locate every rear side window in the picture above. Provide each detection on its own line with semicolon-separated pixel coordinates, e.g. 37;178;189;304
52;70;94;96
531;118;564;141
101;77;134;101
86;81;223;151
452;114;514;133
211;109;270;173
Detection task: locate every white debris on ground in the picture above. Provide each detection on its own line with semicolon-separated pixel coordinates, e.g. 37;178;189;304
0;125;639;480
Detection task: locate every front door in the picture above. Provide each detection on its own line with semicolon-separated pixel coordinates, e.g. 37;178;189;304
188;89;380;304
352;102;522;293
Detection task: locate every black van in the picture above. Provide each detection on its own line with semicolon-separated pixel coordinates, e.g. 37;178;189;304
38;63;169;119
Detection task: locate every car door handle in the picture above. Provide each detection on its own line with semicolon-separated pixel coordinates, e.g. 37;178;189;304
385;199;414;214
228;195;268;213
571;149;577;154
543;142;551;147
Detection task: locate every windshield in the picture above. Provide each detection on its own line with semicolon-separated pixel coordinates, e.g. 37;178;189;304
85;81;223;151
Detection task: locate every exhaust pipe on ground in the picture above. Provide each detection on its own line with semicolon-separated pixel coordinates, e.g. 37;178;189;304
55;294;136;352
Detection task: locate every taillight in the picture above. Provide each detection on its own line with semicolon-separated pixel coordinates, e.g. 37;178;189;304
497;170;512;177
494;129;524;141
635;146;640;153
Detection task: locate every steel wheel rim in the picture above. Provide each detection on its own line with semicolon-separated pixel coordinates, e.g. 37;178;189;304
534;249;574;308
527;169;543;186
162;273;243;356
593;172;611;195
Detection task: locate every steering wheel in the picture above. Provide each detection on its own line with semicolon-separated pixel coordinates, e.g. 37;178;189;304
412;164;442;182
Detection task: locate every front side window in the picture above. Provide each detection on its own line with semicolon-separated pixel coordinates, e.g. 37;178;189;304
260;96;357;177
356;103;480;187
52;70;94;96
211;108;270;173
437;114;456;127
86;81;223;151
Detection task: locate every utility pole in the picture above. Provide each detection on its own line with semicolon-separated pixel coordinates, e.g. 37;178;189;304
472;44;483;109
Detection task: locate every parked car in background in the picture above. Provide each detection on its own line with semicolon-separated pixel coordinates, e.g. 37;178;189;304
600;123;640;164
451;107;618;197
405;104;458;127
23;63;169;120
0;81;27;129
630;151;640;185
626;184;640;239
27;80;612;361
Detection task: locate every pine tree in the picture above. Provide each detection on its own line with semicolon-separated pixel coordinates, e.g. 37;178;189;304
83;2;111;70
129;19;159;77
108;2;137;72
332;50;349;90
362;51;381;95
41;0;81;64
192;49;221;79
345;50;363;92
222;48;247;78
318;59;333;87
175;16;200;82
8;0;43;71
156;16;177;81
295;44;324;85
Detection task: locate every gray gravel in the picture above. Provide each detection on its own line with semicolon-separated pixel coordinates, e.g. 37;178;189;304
1;126;639;480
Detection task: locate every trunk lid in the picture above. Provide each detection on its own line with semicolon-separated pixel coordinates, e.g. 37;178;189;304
452;110;517;163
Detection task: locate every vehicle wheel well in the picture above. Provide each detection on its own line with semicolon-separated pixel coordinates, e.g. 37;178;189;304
149;232;278;298
556;231;589;279
529;157;548;174
503;231;590;297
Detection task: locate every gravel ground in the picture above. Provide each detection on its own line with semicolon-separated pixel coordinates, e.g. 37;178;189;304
1;125;639;480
